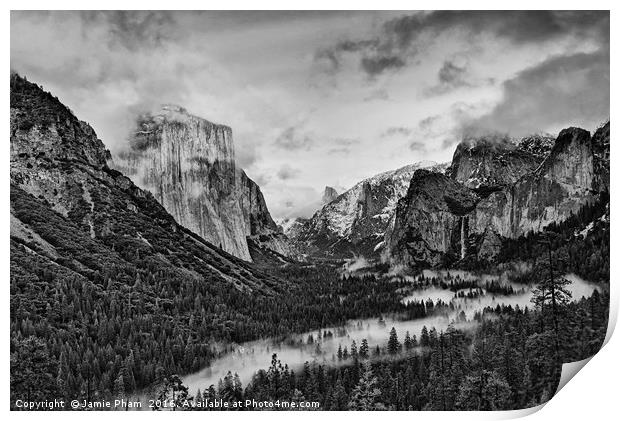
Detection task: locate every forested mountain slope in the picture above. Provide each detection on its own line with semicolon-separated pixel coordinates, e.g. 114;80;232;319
9;73;287;402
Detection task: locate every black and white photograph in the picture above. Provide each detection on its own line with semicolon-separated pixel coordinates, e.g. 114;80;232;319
8;7;612;413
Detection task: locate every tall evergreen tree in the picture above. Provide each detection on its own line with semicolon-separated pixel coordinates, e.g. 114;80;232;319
348;363;384;411
387;327;401;355
359;339;369;359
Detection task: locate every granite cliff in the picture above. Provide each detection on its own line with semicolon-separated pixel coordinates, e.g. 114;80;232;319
111;105;289;261
322;186;339;204
385;123;610;267
446;133;552;191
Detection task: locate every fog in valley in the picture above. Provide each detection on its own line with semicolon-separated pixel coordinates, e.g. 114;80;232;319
182;270;600;394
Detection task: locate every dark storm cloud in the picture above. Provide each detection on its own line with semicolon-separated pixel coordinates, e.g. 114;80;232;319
360;56;406;77
82;10;351;52
315;39;379;72
10;10;204;151
437;60;468;87
317;10;609;78
381;10;609;46
463;50;609;137
426;57;496;96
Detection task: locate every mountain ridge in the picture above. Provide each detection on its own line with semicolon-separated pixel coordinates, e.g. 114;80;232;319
385;122;610;268
289;161;450;259
10;73;279;292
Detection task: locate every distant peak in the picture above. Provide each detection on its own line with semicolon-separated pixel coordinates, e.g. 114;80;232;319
322;186;339;204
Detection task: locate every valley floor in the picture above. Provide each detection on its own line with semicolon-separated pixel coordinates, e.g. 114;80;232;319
10;194;611;411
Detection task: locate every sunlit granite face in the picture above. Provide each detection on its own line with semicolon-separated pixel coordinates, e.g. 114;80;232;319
110;105;282;261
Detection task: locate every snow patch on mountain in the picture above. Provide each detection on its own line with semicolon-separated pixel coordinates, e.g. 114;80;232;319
318;161;448;238
293;160;449;259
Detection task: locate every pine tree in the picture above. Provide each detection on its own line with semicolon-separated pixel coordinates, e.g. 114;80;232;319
425;332;450;410
495;333;524;403
194;389;202;409
350;341;358;361
420;326;430;347
387;327;401;355
218;371;236;404
359;339;369;359
342;346;349;360
348;362;384;410
57;350;70;398
314;342;322;357
532;234;573;357
154;374;191;411
113;373;126;405
404;331;414;351
330;374;348;410
233;373;243;401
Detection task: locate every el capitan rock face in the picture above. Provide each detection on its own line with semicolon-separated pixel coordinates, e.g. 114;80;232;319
386;123;610;267
111;105;286;261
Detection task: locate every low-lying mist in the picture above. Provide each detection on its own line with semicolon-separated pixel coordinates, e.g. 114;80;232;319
182;270;600;395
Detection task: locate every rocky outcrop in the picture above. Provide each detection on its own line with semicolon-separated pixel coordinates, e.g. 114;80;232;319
111;105;286;261
503;127;598;236
447;134;545;191
592;122;610;192
385;170;479;267
386;124;610;267
517;133;555;158
278;217;308;239
294;161;449;259
10;73;275;292
322;186;339;204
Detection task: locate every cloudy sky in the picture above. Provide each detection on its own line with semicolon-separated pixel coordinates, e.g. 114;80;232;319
11;11;609;219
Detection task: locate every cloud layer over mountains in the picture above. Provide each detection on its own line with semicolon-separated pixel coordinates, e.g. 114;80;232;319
11;11;609;218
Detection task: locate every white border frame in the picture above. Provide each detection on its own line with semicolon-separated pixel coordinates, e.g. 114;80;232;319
3;2;616;419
